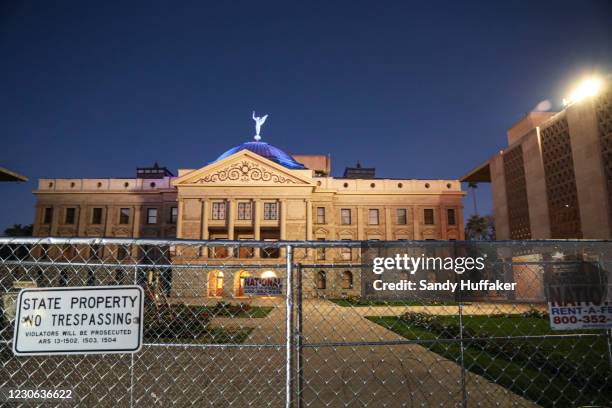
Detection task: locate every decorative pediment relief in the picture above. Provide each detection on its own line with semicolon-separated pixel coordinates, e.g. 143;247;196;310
314;227;329;235
86;227;104;236
198;160;297;184
173;150;313;186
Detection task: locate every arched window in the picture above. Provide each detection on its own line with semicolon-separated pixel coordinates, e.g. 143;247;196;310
342;271;353;289
317;271;326;290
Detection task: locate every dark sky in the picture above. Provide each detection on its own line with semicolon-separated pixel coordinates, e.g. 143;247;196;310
1;0;611;233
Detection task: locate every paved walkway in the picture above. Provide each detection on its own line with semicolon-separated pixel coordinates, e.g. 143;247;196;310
209;299;540;407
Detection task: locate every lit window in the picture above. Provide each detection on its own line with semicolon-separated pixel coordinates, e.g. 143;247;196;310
424;209;435;225
92;208;103;225
65;208;76;225
147;208;158;224
396;209;407;225
170;207;178;224
368;209;379;225
264;202;278;220
238;202;252;220
447;209;456;225
119;208;130;224
340;209;351;225
212;202;226;220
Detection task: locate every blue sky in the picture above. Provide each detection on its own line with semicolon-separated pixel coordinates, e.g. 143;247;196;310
1;0;611;232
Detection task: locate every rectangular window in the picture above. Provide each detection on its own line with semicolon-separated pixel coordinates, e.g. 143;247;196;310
238;202;252;220
396;209;407;225
341;209;351;225
92;208;103;225
368;209;379;225
264;202;278;220
316;238;326;260
147;208;158;224
424;209;435;225
119;208;130;224
212;202;226;220
43;207;53;225
65;208;76;225
447;209;456;225
316;207;325;224
341;240;352;260
170;207;178;224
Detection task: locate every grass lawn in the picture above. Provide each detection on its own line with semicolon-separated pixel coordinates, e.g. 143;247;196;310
185;304;274;318
330;298;464;307
368;315;611;407
146;327;254;344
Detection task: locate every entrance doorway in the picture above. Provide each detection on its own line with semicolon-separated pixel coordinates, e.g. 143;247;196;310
235;270;251;297
208;270;224;297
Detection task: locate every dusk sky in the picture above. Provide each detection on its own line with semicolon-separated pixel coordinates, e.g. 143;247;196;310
1;0;611;232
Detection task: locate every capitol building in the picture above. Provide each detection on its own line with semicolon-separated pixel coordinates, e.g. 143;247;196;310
32;121;464;299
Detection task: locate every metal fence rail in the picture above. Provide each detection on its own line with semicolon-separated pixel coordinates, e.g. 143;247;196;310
1;238;611;407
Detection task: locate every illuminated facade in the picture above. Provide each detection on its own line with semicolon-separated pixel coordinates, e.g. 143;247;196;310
462;79;612;240
33;137;464;298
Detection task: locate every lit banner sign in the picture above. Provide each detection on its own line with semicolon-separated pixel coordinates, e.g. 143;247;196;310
243;277;282;296
13;286;143;356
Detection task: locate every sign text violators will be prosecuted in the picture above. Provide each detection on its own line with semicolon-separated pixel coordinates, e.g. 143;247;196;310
12;286;143;356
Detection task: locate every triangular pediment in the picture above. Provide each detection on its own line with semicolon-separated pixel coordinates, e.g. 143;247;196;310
173;150;313;186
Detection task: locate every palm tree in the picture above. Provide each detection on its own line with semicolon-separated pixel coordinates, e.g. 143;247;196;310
468;182;478;215
3;224;33;237
465;215;491;240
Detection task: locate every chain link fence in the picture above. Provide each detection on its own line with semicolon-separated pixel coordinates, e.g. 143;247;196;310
1;238;611;407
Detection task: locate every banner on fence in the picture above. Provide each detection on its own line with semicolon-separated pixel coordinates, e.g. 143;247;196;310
547;283;612;330
12;286;144;356
243;277;282;296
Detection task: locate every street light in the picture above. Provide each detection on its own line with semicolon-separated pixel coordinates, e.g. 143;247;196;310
562;77;603;106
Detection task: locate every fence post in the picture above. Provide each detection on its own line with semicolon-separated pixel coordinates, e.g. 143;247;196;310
295;263;303;408
285;245;294;408
130;259;137;408
458;284;467;408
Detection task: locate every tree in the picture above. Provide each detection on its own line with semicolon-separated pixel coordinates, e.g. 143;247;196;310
3;224;33;237
465;215;495;240
468;182;479;215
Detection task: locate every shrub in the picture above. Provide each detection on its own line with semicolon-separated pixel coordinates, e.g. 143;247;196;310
144;303;211;340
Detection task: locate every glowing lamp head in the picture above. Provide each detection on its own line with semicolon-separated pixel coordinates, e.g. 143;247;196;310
563;77;603;106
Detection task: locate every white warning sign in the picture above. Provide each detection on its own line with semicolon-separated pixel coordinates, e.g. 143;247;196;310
12;286;143;356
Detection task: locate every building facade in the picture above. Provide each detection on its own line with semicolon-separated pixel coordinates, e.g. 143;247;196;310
462;79;612;240
33;137;464;298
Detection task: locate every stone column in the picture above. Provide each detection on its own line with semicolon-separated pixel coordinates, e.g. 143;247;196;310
413;206;420;240
77;204;88;237
385;207;392;239
50;205;60;237
228;199;235;240
132;205;142;238
440;205;447;240
104;206;113;237
201;199;210;240
228;200;235;257
280;200;287;240
306;200;313;240
357;207;365;240
254;199;261;258
176;199;184;239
